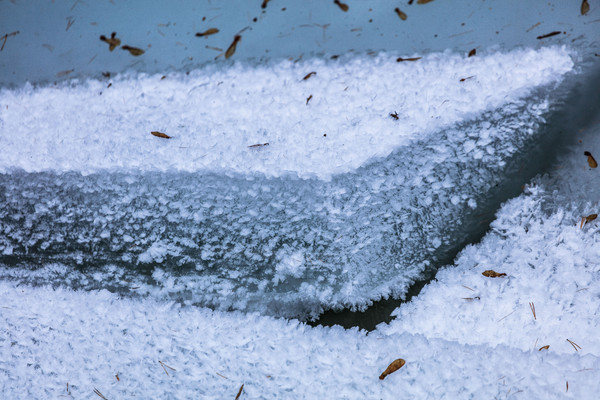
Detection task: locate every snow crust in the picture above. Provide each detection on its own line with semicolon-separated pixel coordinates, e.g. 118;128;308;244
0;47;572;179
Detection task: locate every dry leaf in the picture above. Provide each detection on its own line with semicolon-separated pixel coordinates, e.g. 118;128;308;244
538;345;550;351
334;0;349;12
100;32;121;51
302;71;317;80
482;270;506;278
379;358;405;380
225;35;241;59
394;8;407;20
581;213;598;228
151;131;171;139
195;28;219;37
468;48;476;57
396;56;421;62
536;31;561;40
122;45;144;56
584;151;598;168
581;0;590;15
235;384;244;400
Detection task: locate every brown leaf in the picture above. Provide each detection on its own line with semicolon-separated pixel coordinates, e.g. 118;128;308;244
225;35;241;59
468;48;476;57
538;345;550;351
394;8;407;20
235;384;244;400
581;213;598;228
584;151;598;168
379;358;405;380
195;28;219;37
536;31;561;40
396;56;421;62
581;0;590;15
100;32;121;51
482;270;506;278
334;0;349;12
151;131;171;139
122;45;144;56
303;71;317;80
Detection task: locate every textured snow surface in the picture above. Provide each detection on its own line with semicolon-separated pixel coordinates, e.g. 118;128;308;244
0;46;572;179
1;281;599;399
0;47;576;318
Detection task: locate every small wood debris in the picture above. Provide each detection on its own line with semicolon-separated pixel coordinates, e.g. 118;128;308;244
0;31;19;52
482;270;506;278
408;0;414;4
261;0;271;9
235;384;244;400
102;71;111;78
396;56;421;62
417;0;435;4
581;0;590;15
529;302;536;320
468;48;476;57
462;296;480;301
389;111;399;120
566;338;582;352
334;0;349;12
584;151;598;168
66;16;76;31
57;69;74;78
115;374;120;381
158;360;176;376
93;388;108;400
580;214;598;228
302;71;317;80
225;35;241;59
306;94;313;105
195;28;219;37
122;45;144;56
459;75;475;82
538;345;550;351
395;8;407;20
566;381;569;392
100;32;121;51
536;31;561;40
248;143;269;148
526;22;541;32
379;358;405;380
151;131;171;139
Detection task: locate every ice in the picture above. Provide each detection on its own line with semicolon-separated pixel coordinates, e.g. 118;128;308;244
0;47;577;318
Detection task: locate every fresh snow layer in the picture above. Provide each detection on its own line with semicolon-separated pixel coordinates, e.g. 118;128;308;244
0;46;572;179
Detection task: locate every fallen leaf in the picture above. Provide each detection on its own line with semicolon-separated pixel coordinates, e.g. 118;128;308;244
580;213;598;228
151;131;171;139
536;31;561;40
235;384;244;400
584;151;598;168
379;358;405;380
195;28;219;37
396;56;421;62
395;8;407;20
122;45;144;56
302;71;317;80
334;0;349;12
468;48;476;57
581;0;590;15
100;32;121;51
538;345;550;351
225;35;241;59
482;270;506;278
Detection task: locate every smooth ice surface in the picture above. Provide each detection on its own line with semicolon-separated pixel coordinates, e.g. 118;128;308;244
0;47;578;318
0;47;573;178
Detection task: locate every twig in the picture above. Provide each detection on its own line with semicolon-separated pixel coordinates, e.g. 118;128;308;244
566;339;582;351
529;302;536;320
158;360;176;376
0;31;20;51
93;388;108;400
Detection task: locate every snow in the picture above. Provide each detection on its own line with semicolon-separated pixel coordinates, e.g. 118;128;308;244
2;44;600;397
0;47;577;319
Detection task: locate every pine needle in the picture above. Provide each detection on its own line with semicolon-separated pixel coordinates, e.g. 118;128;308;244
235;384;244;400
93;388;108;400
566;339;582;351
529;302;536;320
159;360;176;376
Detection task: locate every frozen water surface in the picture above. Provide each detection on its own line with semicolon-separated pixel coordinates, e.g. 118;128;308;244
2;0;600;398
